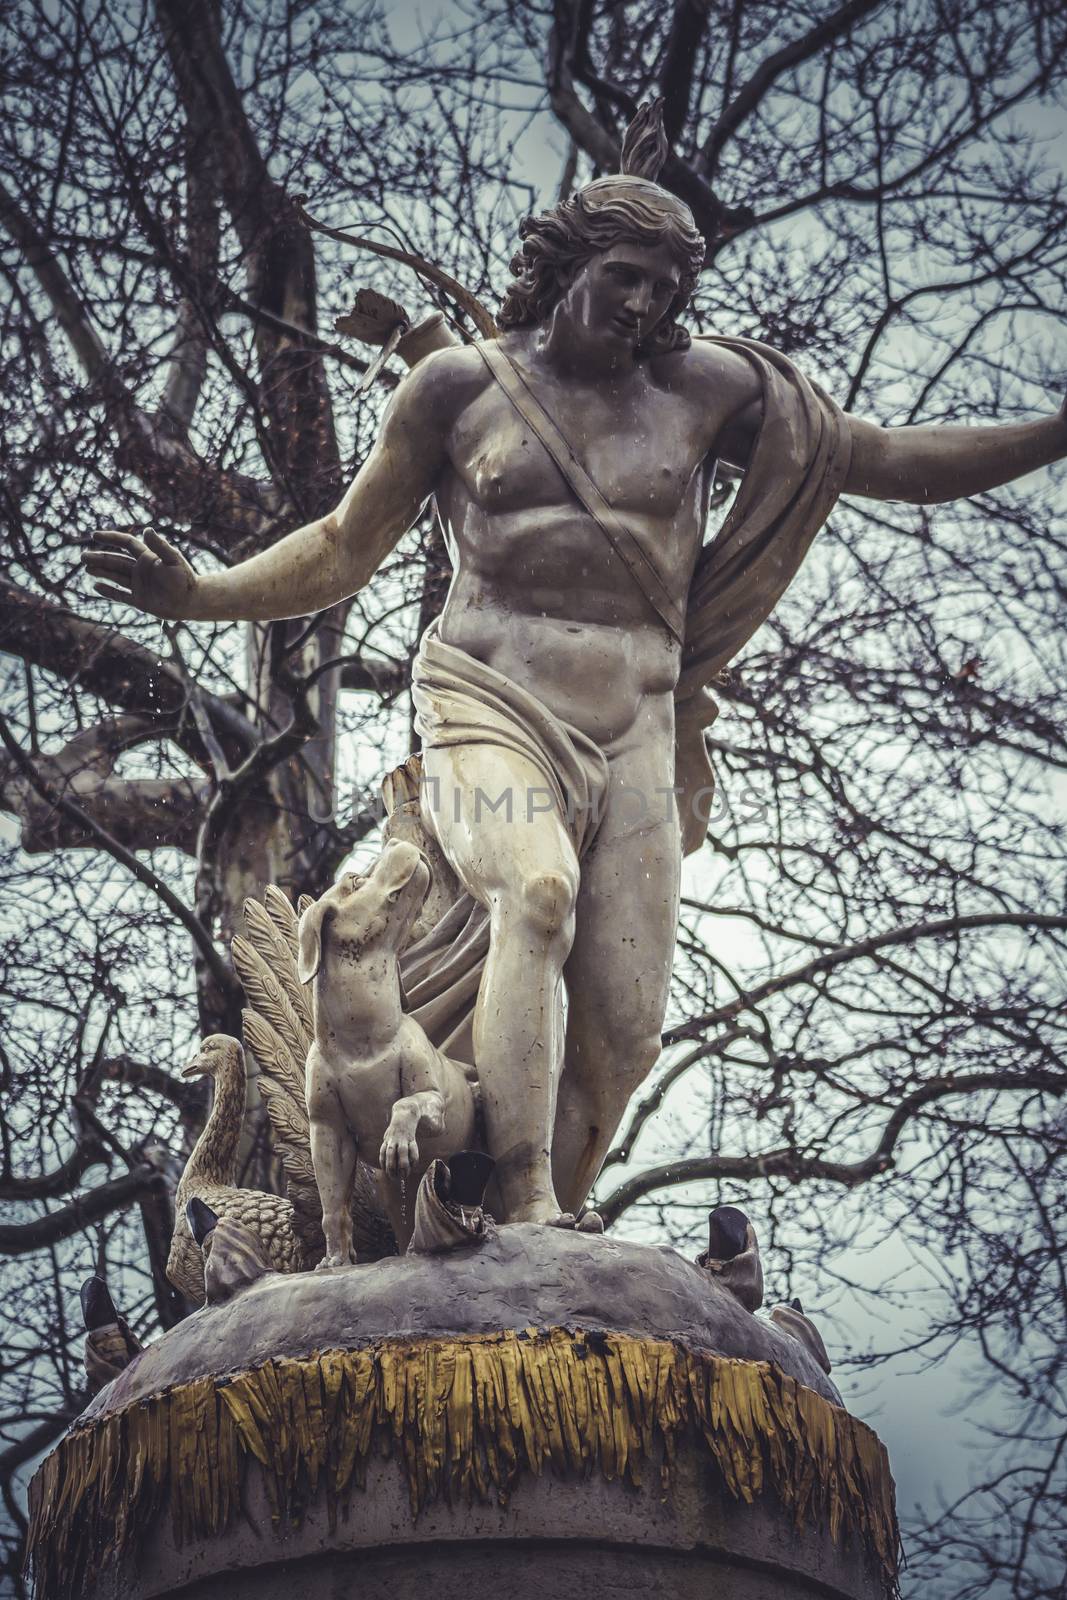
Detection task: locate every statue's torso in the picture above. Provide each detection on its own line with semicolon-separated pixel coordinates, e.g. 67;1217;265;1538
431;338;738;744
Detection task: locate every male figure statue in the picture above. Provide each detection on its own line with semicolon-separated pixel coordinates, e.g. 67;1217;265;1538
87;135;1067;1229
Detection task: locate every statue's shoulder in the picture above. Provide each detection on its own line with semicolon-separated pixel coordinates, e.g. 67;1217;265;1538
401;340;490;398
655;336;763;415
422;340;489;375
386;342;493;441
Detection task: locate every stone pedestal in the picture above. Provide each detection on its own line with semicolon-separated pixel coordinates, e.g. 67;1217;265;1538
27;1228;899;1600
81;1432;888;1600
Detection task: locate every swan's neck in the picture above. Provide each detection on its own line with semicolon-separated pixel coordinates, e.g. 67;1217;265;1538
178;1058;244;1196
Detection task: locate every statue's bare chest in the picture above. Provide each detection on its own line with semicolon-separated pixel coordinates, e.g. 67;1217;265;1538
446;373;707;520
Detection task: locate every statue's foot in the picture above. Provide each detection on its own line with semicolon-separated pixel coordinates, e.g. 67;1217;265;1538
545;1210;604;1233
316;1247;356;1270
501;1193;568;1226
500;1198;606;1233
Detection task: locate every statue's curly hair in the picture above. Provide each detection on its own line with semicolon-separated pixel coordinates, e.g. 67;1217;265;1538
497;176;706;356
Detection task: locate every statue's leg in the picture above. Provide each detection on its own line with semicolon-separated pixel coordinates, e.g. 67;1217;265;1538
421;741;580;1224
553;732;681;1214
308;1095;358;1267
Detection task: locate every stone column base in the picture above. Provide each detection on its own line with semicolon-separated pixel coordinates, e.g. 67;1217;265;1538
89;1432;890;1600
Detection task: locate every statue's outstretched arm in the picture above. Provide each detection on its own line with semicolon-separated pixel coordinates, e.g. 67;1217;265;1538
85;354;452;623
843;400;1067;506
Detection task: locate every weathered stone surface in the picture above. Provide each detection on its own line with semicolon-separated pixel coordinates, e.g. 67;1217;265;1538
84;1421;888;1600
42;1232;899;1600
83;1224;841;1423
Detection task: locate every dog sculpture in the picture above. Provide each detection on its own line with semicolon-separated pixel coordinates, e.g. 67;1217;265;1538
298;839;480;1261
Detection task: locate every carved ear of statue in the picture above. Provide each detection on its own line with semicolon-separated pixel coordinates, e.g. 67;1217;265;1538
620;98;669;181
297;898;329;984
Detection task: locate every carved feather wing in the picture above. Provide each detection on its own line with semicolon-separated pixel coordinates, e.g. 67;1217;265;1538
234;888;395;1259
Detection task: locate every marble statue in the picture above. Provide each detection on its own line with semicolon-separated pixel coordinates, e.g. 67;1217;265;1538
167;883;406;1291
696;1202;764;1313
184;1200;280;1306
166;1034;320;1302
85;104;1067;1232
406;1151;498;1254
80;1276;142;1395
167;845;590;1285
697;1202;832;1374
297;838;481;1258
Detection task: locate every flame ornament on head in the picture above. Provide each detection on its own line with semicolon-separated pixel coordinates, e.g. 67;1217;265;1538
619;98;670;180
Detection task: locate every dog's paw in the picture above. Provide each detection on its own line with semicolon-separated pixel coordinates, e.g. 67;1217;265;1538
379;1129;419;1177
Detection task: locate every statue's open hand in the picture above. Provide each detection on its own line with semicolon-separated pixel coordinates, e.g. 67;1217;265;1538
84;527;197;619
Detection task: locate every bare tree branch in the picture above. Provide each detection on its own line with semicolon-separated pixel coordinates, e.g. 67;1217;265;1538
158;135;218;437
668;913;1067;1045
100;1055;203;1116
0;179;107;378
700;0;886;177
194;676;320;867
0;716;204;855
0;1406;90;1479
547;5;753;246
0;178;280;541
338;656;408;696
597;1067;1067;1226
659;0;712;146
154;0;342;508
0;578;253;771
0;1139;109;1204
0;1164;164;1256
0;710;239;1000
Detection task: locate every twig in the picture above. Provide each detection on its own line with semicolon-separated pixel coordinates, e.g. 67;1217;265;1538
0;711;238;1000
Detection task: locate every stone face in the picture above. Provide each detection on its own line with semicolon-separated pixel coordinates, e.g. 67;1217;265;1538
83;1224;841;1423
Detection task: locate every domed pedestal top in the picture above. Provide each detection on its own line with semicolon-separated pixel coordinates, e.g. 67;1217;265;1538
28;1228;899;1600
83;1223;841;1417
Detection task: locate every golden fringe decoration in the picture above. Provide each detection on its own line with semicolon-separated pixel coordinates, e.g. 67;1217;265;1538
26;1330;900;1598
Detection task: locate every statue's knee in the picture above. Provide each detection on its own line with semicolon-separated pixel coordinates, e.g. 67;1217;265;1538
516;867;577;942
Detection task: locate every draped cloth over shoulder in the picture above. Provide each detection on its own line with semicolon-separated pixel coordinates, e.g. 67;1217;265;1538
672;336;852;852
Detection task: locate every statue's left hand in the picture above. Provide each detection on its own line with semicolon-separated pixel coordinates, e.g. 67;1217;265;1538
84;527;199;619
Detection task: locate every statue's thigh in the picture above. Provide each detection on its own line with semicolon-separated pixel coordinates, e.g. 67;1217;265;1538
420;742;578;905
565;765;681;1041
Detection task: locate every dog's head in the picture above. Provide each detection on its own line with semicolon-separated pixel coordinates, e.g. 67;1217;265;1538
296;840;432;984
